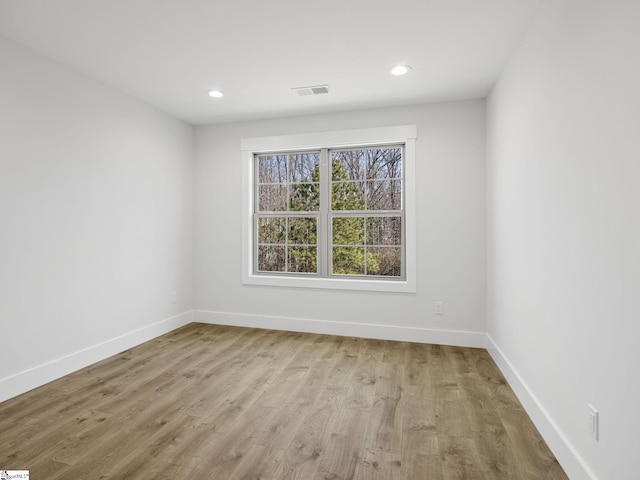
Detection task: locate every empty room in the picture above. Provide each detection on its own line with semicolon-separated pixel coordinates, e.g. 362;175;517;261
0;0;638;479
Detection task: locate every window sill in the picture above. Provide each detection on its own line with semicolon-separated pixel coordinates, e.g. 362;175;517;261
243;273;416;293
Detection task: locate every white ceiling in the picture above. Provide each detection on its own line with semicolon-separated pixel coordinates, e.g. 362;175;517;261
0;0;540;126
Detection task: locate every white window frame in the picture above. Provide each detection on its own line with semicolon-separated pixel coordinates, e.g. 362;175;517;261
241;125;417;293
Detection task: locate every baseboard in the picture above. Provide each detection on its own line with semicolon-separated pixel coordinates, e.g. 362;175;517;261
486;335;598;480
0;310;193;403
193;309;486;348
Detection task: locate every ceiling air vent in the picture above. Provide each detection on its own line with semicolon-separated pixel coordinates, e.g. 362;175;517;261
292;84;330;96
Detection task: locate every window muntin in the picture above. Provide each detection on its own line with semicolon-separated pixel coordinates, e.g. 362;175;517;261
254;145;404;279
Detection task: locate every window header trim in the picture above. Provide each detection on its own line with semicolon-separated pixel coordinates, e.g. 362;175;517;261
241;125;417;153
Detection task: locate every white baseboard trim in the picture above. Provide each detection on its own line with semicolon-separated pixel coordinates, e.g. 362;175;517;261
486;335;598;480
193;309;486;348
0;310;193;403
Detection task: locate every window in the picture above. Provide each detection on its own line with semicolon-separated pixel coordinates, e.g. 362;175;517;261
330;146;403;277
242;125;416;292
256;151;320;274
255;146;403;277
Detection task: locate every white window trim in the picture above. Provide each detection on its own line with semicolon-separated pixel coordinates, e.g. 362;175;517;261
241;125;417;293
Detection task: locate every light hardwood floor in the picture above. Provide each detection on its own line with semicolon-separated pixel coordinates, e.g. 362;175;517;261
0;323;568;479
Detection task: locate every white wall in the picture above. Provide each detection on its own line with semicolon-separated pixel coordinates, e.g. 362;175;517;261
194;101;486;345
486;1;640;479
0;37;194;401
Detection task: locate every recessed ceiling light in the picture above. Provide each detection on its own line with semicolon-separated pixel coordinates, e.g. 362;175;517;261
208;90;223;98
390;65;412;76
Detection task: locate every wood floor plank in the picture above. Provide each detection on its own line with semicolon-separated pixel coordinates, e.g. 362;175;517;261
501;408;568;480
352;448;402;480
0;323;569;480
458;374;517;480
365;363;404;454
255;398;317;450
402;453;444;480
25;457;72;478
342;353;377;411
401;382;439;480
440;435;486;480
365;390;403;454
271;387;345;480
103;458;200;480
382;340;410;365
0;387;70;426
325;337;361;387
194;404;278;479
403;341;431;386
313;434;358;480
98;415;205;479
137;415;218;469
49;410;114;465
314;408;369;479
228;445;285;480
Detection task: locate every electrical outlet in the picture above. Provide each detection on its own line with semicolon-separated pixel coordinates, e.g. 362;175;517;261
434;301;443;315
588;404;599;440
170;292;177;304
